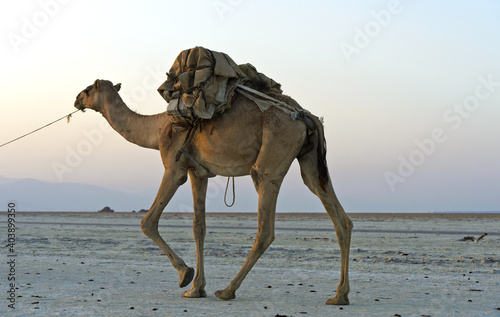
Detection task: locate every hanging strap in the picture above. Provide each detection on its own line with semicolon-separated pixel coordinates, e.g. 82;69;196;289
177;148;215;177
235;84;310;117
224;176;235;207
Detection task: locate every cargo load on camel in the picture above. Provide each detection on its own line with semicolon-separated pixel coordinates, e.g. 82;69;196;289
157;47;304;122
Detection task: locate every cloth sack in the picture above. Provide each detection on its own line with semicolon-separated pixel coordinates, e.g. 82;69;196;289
158;46;246;119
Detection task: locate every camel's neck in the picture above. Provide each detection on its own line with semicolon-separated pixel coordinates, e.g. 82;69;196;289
101;94;168;150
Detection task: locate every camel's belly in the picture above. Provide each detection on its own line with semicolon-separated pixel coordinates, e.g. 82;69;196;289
189;97;263;177
190;122;261;177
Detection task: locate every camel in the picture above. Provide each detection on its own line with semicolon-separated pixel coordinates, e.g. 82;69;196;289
74;79;353;305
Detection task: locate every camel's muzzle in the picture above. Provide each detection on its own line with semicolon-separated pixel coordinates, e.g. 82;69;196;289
74;98;86;111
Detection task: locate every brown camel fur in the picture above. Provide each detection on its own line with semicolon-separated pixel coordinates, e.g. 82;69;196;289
74;79;353;305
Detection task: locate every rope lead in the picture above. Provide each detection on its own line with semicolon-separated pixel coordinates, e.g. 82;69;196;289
224;176;235;207
0;109;81;149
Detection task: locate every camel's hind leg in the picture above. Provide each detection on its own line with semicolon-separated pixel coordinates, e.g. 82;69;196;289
140;170;194;289
214;164;286;300
215;126;301;300
298;153;353;305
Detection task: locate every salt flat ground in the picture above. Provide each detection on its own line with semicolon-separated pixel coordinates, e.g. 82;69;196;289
1;212;499;317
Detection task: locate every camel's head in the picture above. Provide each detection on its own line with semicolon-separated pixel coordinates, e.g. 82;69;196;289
74;79;121;113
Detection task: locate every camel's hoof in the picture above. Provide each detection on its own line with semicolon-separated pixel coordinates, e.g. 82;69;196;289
214;289;235;300
179;267;194;288
326;295;350;305
183;288;207;298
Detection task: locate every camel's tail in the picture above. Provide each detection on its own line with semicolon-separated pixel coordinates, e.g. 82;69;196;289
304;114;329;192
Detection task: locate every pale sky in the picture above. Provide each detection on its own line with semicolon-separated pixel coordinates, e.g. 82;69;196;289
1;0;500;212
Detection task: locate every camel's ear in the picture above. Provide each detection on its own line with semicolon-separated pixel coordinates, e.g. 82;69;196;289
93;79;100;91
114;83;121;92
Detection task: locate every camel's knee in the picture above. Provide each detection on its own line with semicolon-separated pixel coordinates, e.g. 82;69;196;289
346;217;353;232
140;217;157;238
336;217;353;248
255;229;275;251
341;212;354;234
140;218;150;236
337;216;353;236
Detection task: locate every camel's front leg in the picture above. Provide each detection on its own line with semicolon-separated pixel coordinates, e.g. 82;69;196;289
215;167;281;300
141;170;194;288
183;170;208;298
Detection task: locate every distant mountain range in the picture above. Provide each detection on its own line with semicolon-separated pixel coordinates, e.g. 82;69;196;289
0;175;323;213
0;175;155;212
0;175;263;213
6;176;494;213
